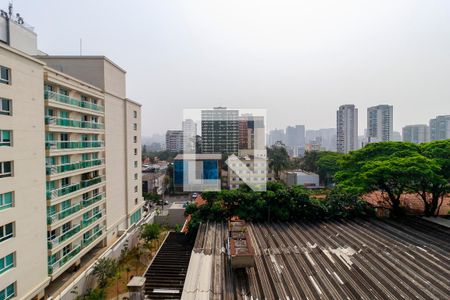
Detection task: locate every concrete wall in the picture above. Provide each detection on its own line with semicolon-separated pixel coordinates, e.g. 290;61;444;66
0;44;50;299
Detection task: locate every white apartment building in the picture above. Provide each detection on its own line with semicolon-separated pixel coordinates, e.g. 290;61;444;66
367;104;393;143
402;124;430;144
0;10;143;300
336;104;358;154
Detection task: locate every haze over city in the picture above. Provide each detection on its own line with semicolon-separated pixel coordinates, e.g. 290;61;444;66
5;0;450;135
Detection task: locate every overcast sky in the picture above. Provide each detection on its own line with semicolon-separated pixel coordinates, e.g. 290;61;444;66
5;0;450;135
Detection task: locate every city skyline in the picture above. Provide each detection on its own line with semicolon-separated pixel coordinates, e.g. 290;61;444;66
6;0;450;135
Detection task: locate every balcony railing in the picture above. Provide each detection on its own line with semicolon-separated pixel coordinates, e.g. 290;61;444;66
82;226;103;247
47;193;105;225
0;202;13;211
45;140;104;150
48;244;81;274
46;176;105;200
81;209;104;227
45;90;104;112
48;224;81;249
46;159;104;175
45;116;104;130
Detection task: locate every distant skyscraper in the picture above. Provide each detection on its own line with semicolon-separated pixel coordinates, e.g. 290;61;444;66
166;130;183;152
429;115;450;141
268;129;285;146
306;128;336;151
286;125;305;148
367;105;393;142
337;104;358;154
402;124;430;144
201;107;239;154
239;114;265;151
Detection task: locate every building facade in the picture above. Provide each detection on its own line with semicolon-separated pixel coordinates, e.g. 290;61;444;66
402;124;429;144
165;130;183;152
367;105;393;143
429;115;450;141
0;13;144;299
285;125;305;148
268;129;285;146
336;104;358;154
201;107;239;154
227;156;273;190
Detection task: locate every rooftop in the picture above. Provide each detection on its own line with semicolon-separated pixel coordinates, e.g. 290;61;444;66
182;218;450;299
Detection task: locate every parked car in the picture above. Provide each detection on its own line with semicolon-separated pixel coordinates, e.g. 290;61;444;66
192;193;198;199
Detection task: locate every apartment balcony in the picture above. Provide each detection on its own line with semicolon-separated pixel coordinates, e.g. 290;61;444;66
81;226;104;248
45;116;104;131
45;90;104;113
48;226;105;275
46;159;105;176
46;175;105;200
48;244;81;274
48;224;82;249
0;202;13;211
47;193;105;225
81;209;104;227
45;140;104;151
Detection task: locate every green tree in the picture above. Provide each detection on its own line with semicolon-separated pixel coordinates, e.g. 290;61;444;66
335;142;420;215
418;140;450;216
140;223;161;250
143;192;161;204
267;143;290;179
326;188;372;218
92;258;120;288
316;152;344;186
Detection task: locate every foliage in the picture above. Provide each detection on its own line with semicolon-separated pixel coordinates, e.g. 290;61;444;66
143;192;161;204
267;143;291;179
335;141;450;216
186;182;372;231
92;258;120;288
144;150;179;162
297;151;344;186
76;288;105;300
140;223;161;246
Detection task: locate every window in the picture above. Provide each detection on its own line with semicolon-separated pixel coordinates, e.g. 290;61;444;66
134;161;138;168
60;88;69;96
133;110;137;118
0;223;14;243
0;161;12;178
134;198;138;205
0;66;10;85
0;192;13;211
134;173;138;180
134;186;138;193
62;245;71;256
0;130;11;146
62;222;71;233
134;148;137;155
133;123;137;130
0;99;11;116
0;253;15;274
0;282;15;300
133;136;137;143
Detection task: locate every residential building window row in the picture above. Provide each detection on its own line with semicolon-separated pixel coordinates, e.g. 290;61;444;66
0;282;15;300
0;222;14;243
0;192;13;211
0;99;11;116
0;252;15;274
0;66;10;85
0;130;12;146
0;161;12;178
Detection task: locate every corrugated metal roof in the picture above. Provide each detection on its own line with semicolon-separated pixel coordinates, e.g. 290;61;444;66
182;218;450;299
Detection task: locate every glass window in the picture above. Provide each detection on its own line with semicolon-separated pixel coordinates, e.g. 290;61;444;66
134;148;137;155
0;253;14;274
0;282;16;300
60;155;70;164
62;245;71;256
0;192;13;210
0;99;11;115
0;66;10;84
0;223;14;242
44;84;53;92
133;123;137;130
0;161;12;178
60;88;69;96
62;222;71;233
133;110;137;118
0;130;11;146
133;136;137;143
